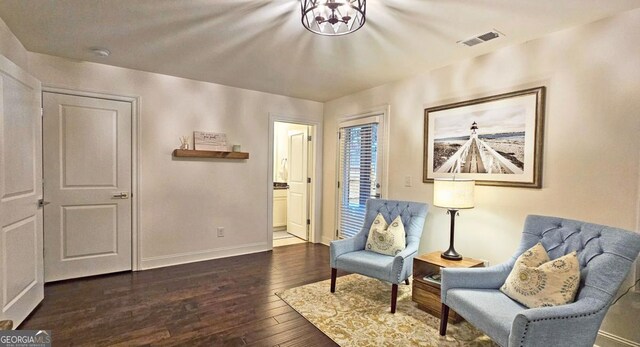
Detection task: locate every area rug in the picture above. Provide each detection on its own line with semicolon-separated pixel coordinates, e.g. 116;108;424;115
276;274;497;347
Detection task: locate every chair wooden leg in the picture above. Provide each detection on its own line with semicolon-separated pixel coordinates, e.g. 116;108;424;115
391;284;398;313
439;303;450;336
330;268;337;293
405;278;410;285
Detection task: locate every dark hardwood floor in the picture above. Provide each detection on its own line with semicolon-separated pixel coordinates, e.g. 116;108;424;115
21;243;338;346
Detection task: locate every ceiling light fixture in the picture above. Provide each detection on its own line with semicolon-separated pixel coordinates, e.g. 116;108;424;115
90;47;111;57
301;0;366;36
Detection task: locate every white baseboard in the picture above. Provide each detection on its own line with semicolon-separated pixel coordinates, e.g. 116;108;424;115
321;236;333;246
140;242;270;270
596;330;640;347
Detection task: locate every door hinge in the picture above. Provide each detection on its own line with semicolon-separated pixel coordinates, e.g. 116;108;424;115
337;181;340;188
307;219;311;225
336;229;339;237
307;177;311;183
338;132;341;139
307;135;312;141
40;108;44;117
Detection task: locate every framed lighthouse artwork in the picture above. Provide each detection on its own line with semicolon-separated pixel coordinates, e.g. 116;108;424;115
423;86;546;188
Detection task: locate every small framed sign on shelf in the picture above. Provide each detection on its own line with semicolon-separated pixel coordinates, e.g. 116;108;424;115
194;131;228;151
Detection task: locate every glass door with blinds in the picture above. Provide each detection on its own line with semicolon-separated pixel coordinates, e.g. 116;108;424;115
337;115;384;239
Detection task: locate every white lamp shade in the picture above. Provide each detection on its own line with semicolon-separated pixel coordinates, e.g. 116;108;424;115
433;179;475;209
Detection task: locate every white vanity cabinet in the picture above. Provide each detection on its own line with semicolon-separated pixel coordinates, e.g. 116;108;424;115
273;189;288;229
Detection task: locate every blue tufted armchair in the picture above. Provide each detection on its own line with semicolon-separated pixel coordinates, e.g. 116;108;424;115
440;215;640;347
330;199;429;313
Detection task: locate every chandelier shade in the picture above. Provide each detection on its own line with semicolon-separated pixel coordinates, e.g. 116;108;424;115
301;0;366;36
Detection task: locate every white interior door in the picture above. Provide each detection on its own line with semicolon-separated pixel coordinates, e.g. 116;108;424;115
287;129;308;240
43;92;132;282
0;54;43;327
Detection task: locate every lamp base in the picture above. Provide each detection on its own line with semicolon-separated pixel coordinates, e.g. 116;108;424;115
442;208;463;261
441;248;462;261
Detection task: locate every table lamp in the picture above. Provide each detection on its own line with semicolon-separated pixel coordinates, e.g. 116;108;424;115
433;178;475;260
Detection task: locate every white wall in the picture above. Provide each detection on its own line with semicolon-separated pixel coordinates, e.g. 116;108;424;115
26;53;323;269
323;8;640;345
0;17;27;71
0;14;325;270
323;9;640;266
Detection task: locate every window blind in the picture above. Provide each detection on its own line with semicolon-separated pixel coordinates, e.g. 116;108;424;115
338;122;379;238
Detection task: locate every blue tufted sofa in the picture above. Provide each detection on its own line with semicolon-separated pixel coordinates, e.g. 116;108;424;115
440;215;640;347
330;199;429;313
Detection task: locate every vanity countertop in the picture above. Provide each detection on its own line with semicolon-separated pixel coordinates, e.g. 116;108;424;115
274;182;289;190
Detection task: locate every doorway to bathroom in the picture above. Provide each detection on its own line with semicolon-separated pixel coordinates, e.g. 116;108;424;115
271;121;316;247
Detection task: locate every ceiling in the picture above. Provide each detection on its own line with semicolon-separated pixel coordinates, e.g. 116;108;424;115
0;1;638;102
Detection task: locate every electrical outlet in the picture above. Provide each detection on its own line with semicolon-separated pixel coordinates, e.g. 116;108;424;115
217;227;224;237
404;175;412;187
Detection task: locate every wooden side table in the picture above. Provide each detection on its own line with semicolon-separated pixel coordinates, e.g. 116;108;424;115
412;251;484;322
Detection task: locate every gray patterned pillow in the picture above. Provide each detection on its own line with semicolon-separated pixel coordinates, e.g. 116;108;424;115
501;243;580;308
365;214;406;256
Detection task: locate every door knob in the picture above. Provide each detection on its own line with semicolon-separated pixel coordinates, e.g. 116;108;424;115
112;192;129;199
37;199;50;208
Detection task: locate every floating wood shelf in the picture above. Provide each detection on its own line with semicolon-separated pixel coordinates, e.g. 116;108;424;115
172;149;249;159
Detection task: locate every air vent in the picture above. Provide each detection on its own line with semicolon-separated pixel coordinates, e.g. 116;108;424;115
461;37;483;47
458;30;503;47
477;32;499;41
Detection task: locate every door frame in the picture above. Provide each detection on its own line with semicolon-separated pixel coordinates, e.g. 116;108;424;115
42;86;141;271
334;104;390;240
267;114;322;247
285;128;309;240
636;151;640;291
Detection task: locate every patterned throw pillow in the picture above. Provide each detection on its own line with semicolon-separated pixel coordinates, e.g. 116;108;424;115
365;214;406;256
501;242;581;308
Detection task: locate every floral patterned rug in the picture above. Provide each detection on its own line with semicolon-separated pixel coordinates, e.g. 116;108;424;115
276;274;497;347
